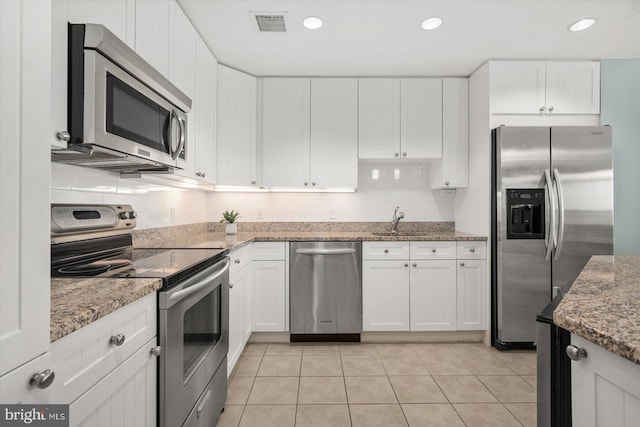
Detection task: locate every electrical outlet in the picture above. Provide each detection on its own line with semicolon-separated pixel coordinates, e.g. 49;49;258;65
329;207;337;219
257;208;263;219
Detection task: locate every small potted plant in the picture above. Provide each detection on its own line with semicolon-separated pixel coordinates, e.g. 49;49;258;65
220;210;240;235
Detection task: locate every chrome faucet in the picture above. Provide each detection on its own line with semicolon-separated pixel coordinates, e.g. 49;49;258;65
391;206;405;234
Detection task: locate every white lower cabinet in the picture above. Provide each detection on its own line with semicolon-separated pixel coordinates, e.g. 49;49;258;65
410;261;457;331
362;260;410;331
571;334;640;427
252;261;286;332
456;259;486;330
69;337;157;427
0;353;51;404
228;264;250;374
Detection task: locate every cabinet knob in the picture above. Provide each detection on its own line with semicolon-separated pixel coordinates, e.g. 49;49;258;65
470;248;476;253
304;182;308;186
30;369;55;389
394;153;400;158
548;106;554;113
459;262;465;267
431;248;437;253
404;263;409;267
201;172;206;178
110;333;126;346
312;182;316;186
229;283;234;289
402;152;407;157
56;131;71;142
150;346;162;357
195;172;201;177
384;249;389;254
412;263;417;267
539;106;546;113
251;181;256;185
566;345;587;361
445;181;450;186
234;259;241;264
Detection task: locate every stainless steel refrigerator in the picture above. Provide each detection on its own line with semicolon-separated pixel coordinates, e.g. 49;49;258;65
491;126;613;349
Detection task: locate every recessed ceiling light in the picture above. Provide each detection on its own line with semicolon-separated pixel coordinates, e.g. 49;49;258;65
303;16;323;30
569;18;596;32
421;17;442;31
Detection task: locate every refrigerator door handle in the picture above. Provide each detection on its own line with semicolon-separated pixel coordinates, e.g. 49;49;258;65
544;169;556;261
553;168;565;260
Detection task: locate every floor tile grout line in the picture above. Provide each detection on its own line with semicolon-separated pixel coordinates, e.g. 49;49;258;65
501;402;528;427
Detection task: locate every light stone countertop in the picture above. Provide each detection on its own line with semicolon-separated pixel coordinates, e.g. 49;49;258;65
554;255;640;364
50;277;162;342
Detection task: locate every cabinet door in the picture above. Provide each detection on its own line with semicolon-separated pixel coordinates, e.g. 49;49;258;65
456;259;486;330
252;261;286;332
0;0;51;375
134;0;170;78
401;78;442;158
571;335;640;427
410;260;456;331
193;38;217;182
309;78;358;189
262;78;311;188
68;338;157;427
490;61;546;114
228;267;247;373
431;78;468;189
67;0;134;47
546;61;600;114
362;261;410;331
358;79;401;159
217;65;258;186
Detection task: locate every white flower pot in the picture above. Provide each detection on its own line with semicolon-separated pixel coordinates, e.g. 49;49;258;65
225;223;237;235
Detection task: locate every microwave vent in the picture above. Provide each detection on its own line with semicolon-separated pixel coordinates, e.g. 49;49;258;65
255;14;287;32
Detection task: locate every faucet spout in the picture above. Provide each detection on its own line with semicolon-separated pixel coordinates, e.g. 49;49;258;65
391;206;405;234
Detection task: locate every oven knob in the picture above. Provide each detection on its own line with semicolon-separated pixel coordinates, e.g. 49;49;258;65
129;211;137;219
119;212;130;220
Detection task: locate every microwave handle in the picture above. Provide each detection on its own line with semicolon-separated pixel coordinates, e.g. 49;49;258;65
169;110;181;160
175;116;185;161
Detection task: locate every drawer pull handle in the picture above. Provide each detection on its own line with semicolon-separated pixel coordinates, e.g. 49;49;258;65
234;259;241;264
431;249;436;253
412;263;417;267
197;389;212;418
150;346;162;357
459;262;465;267
30;369;55;389
110;333;125;346
470;248;476;253
384;249;389;254
404;263;409;267
566;345;587;361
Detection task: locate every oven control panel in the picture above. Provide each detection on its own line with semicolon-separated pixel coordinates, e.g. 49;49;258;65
51;204;136;235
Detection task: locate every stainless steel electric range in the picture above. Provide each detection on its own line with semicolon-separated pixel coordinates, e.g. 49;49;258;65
51;204;229;427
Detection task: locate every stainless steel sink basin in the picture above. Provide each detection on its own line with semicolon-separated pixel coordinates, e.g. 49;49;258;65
371;231;435;237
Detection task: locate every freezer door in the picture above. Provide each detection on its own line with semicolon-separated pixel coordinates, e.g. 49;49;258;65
551;127;613;291
494;126;552;344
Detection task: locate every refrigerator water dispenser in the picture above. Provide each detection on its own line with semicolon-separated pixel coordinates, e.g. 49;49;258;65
506;189;545;239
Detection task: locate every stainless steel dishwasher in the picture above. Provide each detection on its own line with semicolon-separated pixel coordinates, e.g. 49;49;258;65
290;242;362;342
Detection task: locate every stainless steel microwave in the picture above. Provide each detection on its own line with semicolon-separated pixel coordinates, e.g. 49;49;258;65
52;24;191;174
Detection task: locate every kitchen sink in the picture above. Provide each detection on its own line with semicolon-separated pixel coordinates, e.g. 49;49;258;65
371;231;436;237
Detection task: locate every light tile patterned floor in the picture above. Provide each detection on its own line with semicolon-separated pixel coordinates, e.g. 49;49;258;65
217;343;537;427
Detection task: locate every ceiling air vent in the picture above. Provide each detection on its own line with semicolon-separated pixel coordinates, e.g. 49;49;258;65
255;14;287;32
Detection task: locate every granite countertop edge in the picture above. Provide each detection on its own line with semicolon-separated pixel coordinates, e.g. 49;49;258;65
50;277;162;343
553;255;640;364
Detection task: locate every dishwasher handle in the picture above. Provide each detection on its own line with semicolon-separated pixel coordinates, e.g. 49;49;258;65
296;248;357;255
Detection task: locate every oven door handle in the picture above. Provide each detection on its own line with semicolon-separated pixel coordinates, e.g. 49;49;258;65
168;259;229;303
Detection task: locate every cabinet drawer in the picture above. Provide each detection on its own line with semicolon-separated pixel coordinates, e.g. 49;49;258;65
410;241;457;260
230;243;252;275
457;241;486;259
252;242;285;260
363;241;410;260
50;293;157;404
0;352;51;404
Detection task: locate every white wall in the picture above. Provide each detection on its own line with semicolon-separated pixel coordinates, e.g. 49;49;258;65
51;163;210;229
209;162;455;222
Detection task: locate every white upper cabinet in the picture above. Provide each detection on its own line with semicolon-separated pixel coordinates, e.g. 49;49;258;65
168;3;196;100
66;0;134;47
359;78;443;159
431;78;469;189
134;0;170;78
401;79;443;158
193;38;218;182
261;78;311;188
261;78;358;189
1;0;51;376
491;61;600;114
217;65;258;186
310;78;358;189
358;79;401;159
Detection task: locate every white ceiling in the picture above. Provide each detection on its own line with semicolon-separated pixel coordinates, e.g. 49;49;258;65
177;0;640;77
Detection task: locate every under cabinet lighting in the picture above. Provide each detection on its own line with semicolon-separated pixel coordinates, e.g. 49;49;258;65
303;16;323;30
569;18;596;32
421;17;442;31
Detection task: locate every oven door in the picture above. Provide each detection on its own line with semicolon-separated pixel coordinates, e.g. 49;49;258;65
159;258;229;427
83;50;187;169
